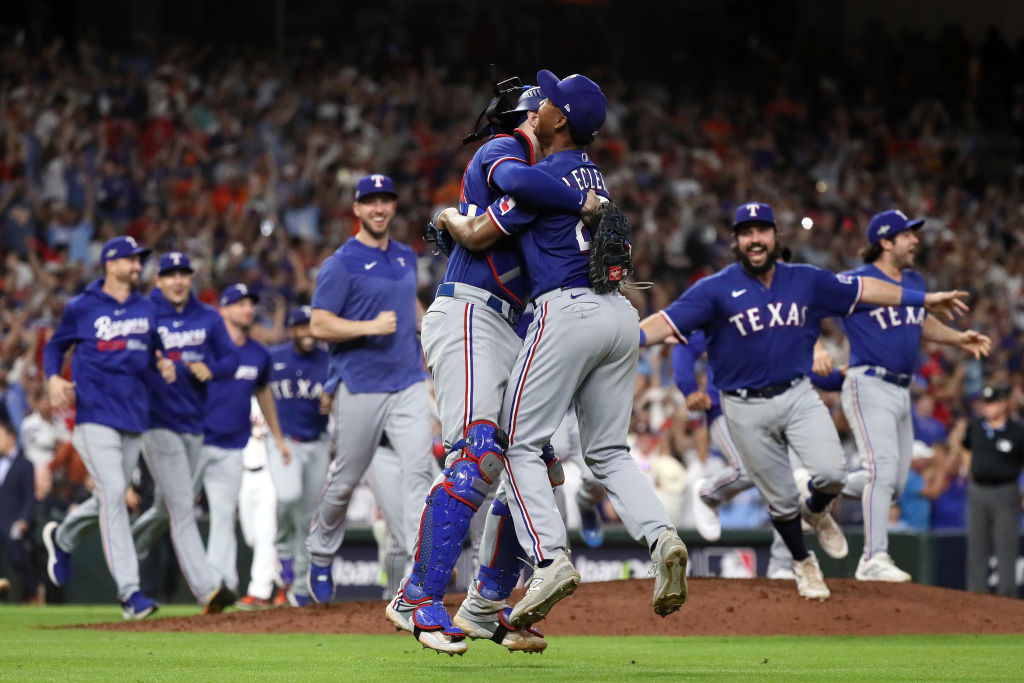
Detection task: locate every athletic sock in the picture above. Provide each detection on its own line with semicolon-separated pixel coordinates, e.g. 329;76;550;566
771;517;809;561
537;559;553;568
806;486;837;514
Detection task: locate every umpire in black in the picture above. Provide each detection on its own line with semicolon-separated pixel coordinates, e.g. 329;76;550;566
961;385;1024;597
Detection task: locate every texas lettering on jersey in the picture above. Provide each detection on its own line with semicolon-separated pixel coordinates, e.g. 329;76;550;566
867;305;926;330
728;302;809;336
271;377;323;401
235;365;260;380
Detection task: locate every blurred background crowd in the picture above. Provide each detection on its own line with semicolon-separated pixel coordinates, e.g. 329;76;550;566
2;0;1024;601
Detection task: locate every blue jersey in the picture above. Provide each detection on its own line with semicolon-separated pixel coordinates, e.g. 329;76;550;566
148;289;239;435
312;237;427;394
269;343;329;442
671;330;723;423
43;279;163;433
487;150;610;298
446;134;588;312
842;264;926;375
661;262;862;391
203;339;270;449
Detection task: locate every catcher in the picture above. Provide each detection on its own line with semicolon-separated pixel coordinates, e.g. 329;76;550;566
435;68;688;630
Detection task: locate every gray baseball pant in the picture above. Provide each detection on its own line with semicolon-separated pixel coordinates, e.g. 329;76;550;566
501;289;673;563
131;431;203;555
55;423;142;601
720;378;847;522
363;444;417;597
966;480;1021;597
136;429;220;600
265;434;330;597
842;369;913;559
194;444;245;591
702;415;792;570
307;381;435;567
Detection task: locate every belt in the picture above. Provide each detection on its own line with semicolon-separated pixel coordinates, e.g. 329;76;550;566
853;365;913;388
723;377;803;400
532;277;593;306
245;465;264;473
436;282;521;328
972;477;1017;487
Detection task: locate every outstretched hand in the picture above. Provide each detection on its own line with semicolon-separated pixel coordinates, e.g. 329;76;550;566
958;329;992;359
924;290;970;321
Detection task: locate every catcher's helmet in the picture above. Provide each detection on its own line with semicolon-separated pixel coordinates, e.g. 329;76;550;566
504;85;544;116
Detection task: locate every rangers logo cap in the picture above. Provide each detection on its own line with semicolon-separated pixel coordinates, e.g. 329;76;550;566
287;305;313;328
157;251;194;275
867;209;924;245
536;69;607;139
732;202;776;229
101;235;152;264
354;174;398;201
220;283;260;306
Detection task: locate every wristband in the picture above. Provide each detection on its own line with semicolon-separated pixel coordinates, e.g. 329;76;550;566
639;330;647;346
900;288;926;307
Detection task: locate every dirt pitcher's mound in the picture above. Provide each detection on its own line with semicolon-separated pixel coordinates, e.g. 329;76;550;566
87;578;1024;636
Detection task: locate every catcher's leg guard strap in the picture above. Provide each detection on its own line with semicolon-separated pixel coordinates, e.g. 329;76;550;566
476;498;524;601
405;421;506;600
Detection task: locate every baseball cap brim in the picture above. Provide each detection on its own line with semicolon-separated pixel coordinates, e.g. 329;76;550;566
905;218;925;231
158;264;194;275
536;69;564;110
105;246;152;263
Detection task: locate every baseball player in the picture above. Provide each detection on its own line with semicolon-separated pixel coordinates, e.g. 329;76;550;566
128;252;240;614
839;209;990;582
639;201;969;600
386;83;601;655
41;236;175;619
264;305;330;606
305;174;436;610
197;283;292;592
437;69;689;628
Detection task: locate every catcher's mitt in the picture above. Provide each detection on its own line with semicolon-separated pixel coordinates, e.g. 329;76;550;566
588;200;633;293
423;209;455;257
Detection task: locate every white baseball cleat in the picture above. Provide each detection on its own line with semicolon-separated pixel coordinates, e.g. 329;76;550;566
651;529;688;617
800;503;849;559
690;478;722;542
793;552;830;601
792;468;814;532
855;553;911;583
509;553;580;628
766;565;796;580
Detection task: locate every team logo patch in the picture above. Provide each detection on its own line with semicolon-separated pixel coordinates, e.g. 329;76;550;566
836;273;854;284
498;196;516;215
608;265;623;281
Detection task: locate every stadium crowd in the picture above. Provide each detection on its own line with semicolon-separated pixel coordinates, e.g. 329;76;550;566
1;22;1024;602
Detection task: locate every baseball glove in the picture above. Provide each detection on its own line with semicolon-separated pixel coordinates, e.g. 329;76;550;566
588;200;633;294
423;209;455;257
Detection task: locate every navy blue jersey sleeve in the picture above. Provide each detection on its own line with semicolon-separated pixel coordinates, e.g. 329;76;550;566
671;343;701;396
312;255;351;315
491;162;587;214
809;369;844;392
206;313;241;379
43;299;80;378
484;195;538;236
810;268;863;317
661;282;716;342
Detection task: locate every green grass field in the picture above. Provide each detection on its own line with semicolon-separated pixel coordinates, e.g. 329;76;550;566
2;605;1023;681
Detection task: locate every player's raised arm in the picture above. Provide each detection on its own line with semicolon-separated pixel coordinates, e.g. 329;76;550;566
434;207;506;251
858;277;969;320
921;315;992;359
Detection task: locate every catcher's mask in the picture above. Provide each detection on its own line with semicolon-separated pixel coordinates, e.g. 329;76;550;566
463;76;526;145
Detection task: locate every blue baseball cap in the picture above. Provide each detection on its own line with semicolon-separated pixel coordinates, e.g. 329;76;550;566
101;236;151;264
354;174;398;201
867;210;924;245
733;202;776;229
287;305;313;328
536;70;607;140
157;251;194;275
220;283;260;306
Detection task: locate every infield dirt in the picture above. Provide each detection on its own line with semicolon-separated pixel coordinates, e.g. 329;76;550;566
85;578;1024;636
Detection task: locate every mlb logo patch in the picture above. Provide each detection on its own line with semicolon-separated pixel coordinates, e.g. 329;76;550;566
498;196;516;215
609;265;623;281
836;273;853;284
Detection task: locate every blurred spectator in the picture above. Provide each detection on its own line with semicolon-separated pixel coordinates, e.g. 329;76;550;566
20;389;69;499
0;416;39;602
